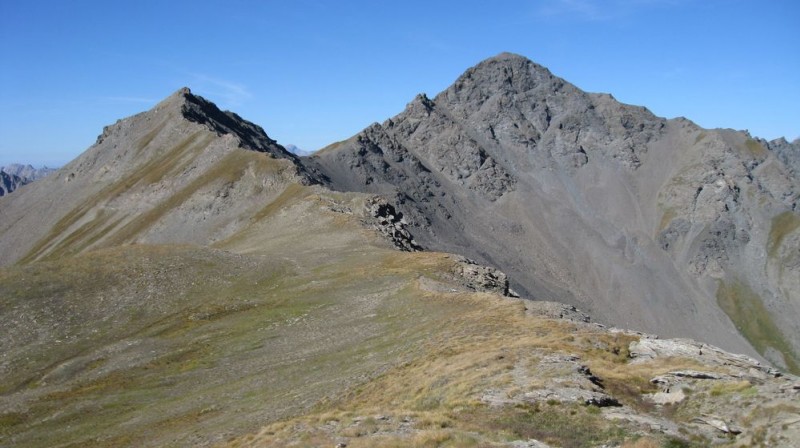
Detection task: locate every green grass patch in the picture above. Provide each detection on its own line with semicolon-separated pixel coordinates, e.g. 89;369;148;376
716;279;800;374
744;138;768;158
486;403;627;448
0;412;29;434
709;380;753;397
767;211;800;258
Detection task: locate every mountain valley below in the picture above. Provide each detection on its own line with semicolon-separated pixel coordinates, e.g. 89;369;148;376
1;53;798;448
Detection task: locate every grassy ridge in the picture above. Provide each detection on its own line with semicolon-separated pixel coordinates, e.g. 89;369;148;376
1;245;454;446
224;288;731;448
0;183;488;447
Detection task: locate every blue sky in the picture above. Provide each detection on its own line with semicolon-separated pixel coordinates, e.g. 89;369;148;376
1;0;798;167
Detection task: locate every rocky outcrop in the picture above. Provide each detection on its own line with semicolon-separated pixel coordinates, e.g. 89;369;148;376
522;300;591;323
629;335;782;379
365;196;421;252
451;255;516;297
178;88;296;161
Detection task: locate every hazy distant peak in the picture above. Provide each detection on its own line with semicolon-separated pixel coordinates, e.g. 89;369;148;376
0;163;56;184
284;144;312;156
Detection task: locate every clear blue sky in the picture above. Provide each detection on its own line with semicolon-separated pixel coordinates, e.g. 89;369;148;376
1;0;798;167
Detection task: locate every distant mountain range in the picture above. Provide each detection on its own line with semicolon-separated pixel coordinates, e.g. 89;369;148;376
284;143;313;156
0;164;56;196
0;54;797;447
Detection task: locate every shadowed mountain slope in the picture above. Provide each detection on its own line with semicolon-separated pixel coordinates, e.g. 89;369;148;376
306;52;800;373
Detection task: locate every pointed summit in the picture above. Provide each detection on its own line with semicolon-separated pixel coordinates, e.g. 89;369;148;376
163;87;296;159
97;88;295;161
0;88;312;265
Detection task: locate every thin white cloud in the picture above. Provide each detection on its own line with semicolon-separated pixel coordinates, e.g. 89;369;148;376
188;74;252;108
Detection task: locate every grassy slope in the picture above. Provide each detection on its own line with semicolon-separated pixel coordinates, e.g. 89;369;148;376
1;204;796;448
716;280;799;374
2;152;798;447
0;185;497;447
226;283;797;448
229;304;643;448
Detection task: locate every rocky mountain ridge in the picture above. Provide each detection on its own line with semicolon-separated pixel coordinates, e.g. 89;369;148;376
0;54;798;447
306;52;800;374
0;164;57;182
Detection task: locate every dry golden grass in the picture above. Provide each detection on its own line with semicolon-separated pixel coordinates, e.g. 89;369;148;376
223;286;651;447
621;437;661;448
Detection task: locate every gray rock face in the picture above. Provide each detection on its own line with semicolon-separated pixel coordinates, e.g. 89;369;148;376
763;137;800;176
306;52;800;372
451;255;514;297
177;88;301;163
365;196;422;252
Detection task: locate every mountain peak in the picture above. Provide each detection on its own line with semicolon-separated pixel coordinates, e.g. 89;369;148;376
484;51;534;63
436;52;562;106
474;52;554;79
152;86;194;110
149;87;296;159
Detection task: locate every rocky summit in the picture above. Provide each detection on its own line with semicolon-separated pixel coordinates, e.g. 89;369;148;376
0;54;798;447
